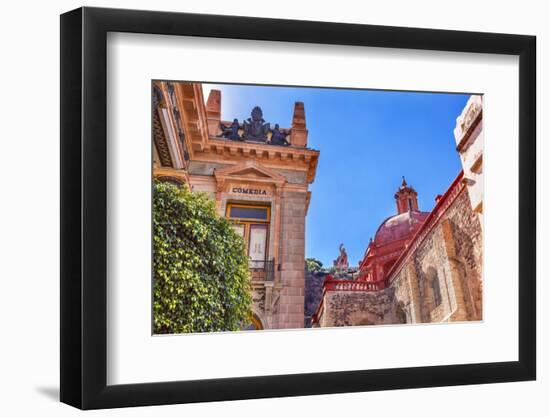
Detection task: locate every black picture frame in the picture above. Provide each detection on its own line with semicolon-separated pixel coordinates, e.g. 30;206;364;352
60;6;536;410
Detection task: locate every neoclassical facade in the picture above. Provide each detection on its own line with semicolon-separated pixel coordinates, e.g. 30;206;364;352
312;96;484;327
152;81;319;330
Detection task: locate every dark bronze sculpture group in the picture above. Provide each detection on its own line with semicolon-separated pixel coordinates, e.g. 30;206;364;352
218;106;291;146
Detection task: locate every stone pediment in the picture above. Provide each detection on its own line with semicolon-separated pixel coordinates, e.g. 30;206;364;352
236;168;272;179
214;161;286;185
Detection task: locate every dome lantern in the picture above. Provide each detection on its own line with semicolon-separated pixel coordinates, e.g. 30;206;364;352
394;176;419;214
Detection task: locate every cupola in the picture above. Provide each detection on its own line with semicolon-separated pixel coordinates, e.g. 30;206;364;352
394;176;419;214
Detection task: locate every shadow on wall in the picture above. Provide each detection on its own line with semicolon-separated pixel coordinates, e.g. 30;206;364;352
35;386;59;402
304;270;329;327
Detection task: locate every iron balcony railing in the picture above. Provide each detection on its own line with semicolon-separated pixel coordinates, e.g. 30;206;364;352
249;259;275;282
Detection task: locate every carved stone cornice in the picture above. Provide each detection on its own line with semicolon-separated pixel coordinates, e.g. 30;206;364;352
454;95;483;153
173;82;209;157
152;101;173;167
153;167;189;186
204;138;319;184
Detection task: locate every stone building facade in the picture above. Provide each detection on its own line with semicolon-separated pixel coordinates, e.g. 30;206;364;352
313;96;483;327
152;81;319;330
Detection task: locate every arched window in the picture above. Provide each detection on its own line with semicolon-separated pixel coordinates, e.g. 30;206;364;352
431;275;442;306
396;301;407;324
426;266;442;308
242;313;264;330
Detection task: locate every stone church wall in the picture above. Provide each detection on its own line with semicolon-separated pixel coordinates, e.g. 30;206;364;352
319;288;397;327
391;187;483;324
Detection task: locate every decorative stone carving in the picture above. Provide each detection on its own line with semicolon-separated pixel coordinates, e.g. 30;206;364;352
152;85;164;108
454;95;482;145
216;106;296;147
218;118;242;141
461;101;482;133
269;124;291;146
333;243;349;271
152;105;173;167
243;106;270;142
166;82;176;106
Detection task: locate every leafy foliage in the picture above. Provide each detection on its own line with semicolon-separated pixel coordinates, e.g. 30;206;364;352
153;181;251;334
306;257;323;272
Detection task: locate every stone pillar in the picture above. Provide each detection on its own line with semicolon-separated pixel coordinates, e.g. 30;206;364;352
273;187;282;280
206;89;221;137
441;219;469;321
264;281;274;328
406;262;422;323
276;190;307;328
290;102;308;147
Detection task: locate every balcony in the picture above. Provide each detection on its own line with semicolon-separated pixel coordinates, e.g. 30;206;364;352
323;278;387;292
249;259;275;282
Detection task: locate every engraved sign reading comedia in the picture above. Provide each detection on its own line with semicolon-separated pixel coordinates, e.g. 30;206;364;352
230;187;269;196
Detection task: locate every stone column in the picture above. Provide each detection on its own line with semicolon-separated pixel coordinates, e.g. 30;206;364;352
290;102;308;147
441;219;469;321
276;190;307;329
273;187;282;281
205;89;221;137
264;281;274;328
406;262;422;323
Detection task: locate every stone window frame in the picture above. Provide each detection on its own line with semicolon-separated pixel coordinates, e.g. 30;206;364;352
431;273;442;307
225;202;271;266
220;194;277;268
424;266;443;315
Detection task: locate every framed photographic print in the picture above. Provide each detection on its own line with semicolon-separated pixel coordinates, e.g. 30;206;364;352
60;6;536;410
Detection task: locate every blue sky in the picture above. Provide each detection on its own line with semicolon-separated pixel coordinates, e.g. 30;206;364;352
202;83;470;267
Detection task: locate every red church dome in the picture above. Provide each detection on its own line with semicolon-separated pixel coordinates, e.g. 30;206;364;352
357;178;430;285
373;210;429;246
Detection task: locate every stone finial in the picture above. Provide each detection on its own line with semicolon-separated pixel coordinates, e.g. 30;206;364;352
290;101;308;147
206;89;222;136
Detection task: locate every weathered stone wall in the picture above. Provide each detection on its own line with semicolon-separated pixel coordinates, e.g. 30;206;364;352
273;191;307;329
275;168;307;184
319;288;397;328
188;161;231;176
391;187;483;323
